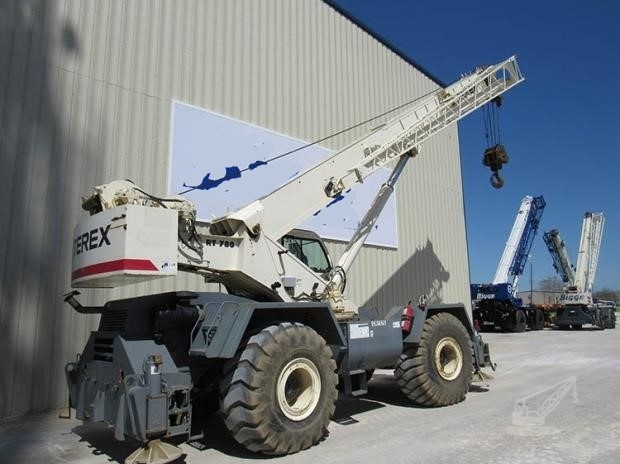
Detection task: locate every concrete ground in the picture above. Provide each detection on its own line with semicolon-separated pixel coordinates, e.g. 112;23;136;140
1;327;619;464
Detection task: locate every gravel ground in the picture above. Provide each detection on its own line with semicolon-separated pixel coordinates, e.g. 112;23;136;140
1;327;618;464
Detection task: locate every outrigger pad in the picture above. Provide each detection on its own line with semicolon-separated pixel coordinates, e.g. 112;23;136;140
125;439;183;464
472;369;495;383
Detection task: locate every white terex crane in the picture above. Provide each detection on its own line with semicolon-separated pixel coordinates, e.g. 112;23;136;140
64;56;523;463
573;212;604;295
471;195;546;332
554;212;613;329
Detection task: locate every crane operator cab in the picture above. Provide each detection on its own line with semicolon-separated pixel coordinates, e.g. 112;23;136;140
280;229;333;278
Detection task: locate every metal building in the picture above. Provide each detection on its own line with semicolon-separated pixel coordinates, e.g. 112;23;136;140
0;0;470;418
517;291;563;306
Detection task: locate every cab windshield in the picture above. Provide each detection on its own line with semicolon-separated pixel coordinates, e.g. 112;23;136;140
281;235;332;274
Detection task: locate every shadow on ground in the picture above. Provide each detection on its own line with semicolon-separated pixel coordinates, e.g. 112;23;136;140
71;371;489;461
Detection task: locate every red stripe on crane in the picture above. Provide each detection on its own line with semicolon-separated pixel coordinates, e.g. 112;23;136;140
72;259;159;280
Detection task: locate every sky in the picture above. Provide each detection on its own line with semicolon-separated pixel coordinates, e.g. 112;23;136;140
331;0;620;291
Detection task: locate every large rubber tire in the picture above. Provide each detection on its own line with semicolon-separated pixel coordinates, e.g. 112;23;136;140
514;310;527;332
394;313;473;406
219;323;338;455
531;308;545;331
594;310;605;330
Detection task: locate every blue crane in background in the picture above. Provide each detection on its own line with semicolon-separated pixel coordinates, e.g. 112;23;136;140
471;195;546;332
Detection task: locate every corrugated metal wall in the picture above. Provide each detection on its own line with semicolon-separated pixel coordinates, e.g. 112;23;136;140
0;0;469;418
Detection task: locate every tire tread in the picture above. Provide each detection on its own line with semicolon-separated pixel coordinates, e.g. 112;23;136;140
395;312;473;406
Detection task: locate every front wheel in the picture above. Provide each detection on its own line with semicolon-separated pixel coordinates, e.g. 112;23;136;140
395;312;473;406
219;323;338;455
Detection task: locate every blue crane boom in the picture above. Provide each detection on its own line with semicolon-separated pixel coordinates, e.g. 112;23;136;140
492;195;546;293
471;195;546;332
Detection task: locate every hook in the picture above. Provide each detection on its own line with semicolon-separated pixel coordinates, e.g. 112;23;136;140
490;171;504;189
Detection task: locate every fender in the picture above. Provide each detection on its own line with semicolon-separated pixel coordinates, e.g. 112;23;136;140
395;302;492;369
188;293;347;359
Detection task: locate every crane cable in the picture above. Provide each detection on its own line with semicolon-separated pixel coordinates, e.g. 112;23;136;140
257;90;437;167
483;100;502;147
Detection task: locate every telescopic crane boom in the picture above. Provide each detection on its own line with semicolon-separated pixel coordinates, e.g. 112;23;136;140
573;212;605;293
222;57;522;241
493;195;546;292
75;56;524;315
542;229;575;284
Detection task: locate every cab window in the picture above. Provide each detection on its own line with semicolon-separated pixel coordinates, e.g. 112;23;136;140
281;235;331;274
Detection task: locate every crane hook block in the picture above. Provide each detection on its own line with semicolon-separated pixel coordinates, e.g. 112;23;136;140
482;144;509;189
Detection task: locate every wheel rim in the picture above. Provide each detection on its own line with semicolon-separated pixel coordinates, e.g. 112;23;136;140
434;337;463;381
277;357;321;421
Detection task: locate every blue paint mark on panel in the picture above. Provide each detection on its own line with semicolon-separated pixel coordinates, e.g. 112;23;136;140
313;192;348;216
184;160;269;192
326;194;345;208
183;166;242;191
248;160;267;170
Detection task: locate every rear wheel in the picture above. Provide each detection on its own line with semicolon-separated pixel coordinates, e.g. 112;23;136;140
595;311;606;330
395;312;473;406
219;323;337;455
514;310;526;332
531;308;545;331
608;311;617;329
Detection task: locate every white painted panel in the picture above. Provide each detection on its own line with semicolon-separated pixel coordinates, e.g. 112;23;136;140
169;101;398;247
